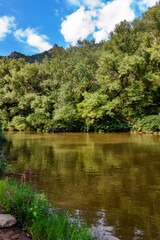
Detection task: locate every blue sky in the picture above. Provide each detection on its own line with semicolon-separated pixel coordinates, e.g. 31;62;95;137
0;0;157;56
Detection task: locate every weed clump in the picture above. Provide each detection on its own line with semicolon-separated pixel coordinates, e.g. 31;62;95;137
0;177;95;240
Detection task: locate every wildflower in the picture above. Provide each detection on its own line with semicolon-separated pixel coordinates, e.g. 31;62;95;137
21;173;26;184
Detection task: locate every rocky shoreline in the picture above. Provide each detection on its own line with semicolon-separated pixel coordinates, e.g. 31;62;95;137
0;210;32;240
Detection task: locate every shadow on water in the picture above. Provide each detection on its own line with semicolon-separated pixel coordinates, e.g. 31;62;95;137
4;132;160;240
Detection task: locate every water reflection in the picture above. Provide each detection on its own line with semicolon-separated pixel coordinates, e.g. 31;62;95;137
4;132;160;240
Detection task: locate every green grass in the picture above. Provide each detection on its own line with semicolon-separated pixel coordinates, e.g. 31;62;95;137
30;213;95;240
0;177;96;240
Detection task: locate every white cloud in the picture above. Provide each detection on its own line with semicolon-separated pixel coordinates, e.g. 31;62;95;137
82;0;103;8
14;28;52;52
138;0;157;10
93;29;108;43
61;0;135;44
68;0;80;5
84;0;103;8
0;16;16;40
61;6;96;45
95;0;135;41
67;0;102;8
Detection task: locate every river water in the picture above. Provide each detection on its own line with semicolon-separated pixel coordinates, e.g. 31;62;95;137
4;132;160;240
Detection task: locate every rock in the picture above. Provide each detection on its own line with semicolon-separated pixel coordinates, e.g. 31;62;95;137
0;214;17;228
9;51;19;58
52;43;58;50
0;210;6;214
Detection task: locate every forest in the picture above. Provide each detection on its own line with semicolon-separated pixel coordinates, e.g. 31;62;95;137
0;3;160;133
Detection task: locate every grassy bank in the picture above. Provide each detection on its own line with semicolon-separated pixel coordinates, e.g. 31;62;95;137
0;177;95;240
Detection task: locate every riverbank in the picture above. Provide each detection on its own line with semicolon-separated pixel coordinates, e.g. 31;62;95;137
0;225;31;240
0;209;32;240
2;114;160;134
0;177;95;240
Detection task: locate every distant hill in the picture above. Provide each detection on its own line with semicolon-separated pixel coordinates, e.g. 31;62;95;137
0;44;62;63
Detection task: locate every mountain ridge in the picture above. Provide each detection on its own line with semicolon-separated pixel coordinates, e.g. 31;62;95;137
0;43;62;63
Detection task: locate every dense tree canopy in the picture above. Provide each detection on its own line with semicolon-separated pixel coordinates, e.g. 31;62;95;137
0;4;160;133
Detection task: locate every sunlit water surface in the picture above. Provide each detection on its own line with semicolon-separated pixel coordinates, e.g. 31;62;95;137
4;132;160;240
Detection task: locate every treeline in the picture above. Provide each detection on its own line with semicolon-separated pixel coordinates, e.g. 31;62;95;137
0;3;160;133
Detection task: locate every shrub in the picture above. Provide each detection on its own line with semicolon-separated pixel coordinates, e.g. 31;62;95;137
8;116;27;131
0;177;50;227
27;113;48;130
0;150;9;172
86;117;130;132
131;114;160;133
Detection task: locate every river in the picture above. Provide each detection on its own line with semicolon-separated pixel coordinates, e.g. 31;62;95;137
4;132;160;240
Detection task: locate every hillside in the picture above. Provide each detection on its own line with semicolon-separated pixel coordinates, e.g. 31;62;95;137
0;44;62;63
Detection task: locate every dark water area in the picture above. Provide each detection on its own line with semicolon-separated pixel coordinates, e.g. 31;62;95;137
4;132;160;240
